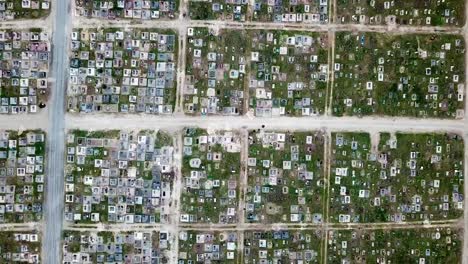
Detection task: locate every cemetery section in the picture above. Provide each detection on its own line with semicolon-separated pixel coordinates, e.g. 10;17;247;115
336;0;465;26
243;229;323;263
180;128;241;224
74;0;178;19
68;28;178;114
246;130;326;223
0;130;46;223
327;227;462;263
0;0;50;20
0;29;50;114
330;132;464;223
178;230;239;263
63;130;176;224
0;231;41;263
185;28;329;117
62;230;172;263
332;32;466;118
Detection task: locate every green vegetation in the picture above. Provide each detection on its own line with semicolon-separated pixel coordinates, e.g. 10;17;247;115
0;231;40;263
178;231;238;263
189;0;247;21
75;0;178;19
184;27;249;115
244;230;322;263
333;32;465;118
246;131;325;223
328;228;462;263
62;230;168;262
249;30;329;116
180;128;241;223
330;132;464;223
0;29;50;113
0;130;46;223
337;0;465;26
69;28;178;114
1;0;51;20
64;130;174;224
253;0;326;22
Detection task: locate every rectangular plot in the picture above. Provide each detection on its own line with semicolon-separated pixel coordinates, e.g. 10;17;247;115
184;27;248;115
74;0;178;19
62;230;171;262
252;0;328;23
0;0;50;20
330;132;464;223
244;229;323;263
0;130;46;223
249;30;329;117
327;227;462;263
178;230;238;263
332;32;465;118
0;29;50;114
0;231;40;263
180;128;241;223
246;131;325;223
337;0;464;26
68;28;178;114
64;130;175;224
188;0;248;21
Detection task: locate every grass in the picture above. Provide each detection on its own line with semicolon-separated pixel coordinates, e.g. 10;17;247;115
328;228;461;263
181;128;241;223
68;28;178;114
246;131;325;223
0;130;46;223
63;231;165;261
249;30;329;116
337;0;465;26
329;132;464;223
189;0;247;21
0;231;40;262
178;231;238;263
244;230;322;263
185;28;249;115
65;130;175;224
332;32;465;118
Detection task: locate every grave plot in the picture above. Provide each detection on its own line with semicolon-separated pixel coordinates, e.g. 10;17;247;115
249;30;328;117
332;32;465;118
330;132;464;223
62;230;171;262
180;128;241;224
243;229;322;263
246;131;325;223
64;130;175;224
252;0;328;24
184;27;248;115
68;28;177;114
0;130;46;223
336;0;465;26
74;0;178;19
188;0;248;21
0;231;40;263
0;0;50;20
178;230;238;263
327;227;462;263
0;29;50;114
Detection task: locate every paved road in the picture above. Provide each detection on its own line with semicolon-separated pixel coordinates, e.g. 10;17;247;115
72;16;463;35
460;2;468;262
65;114;466;134
66;218;459;231
42;0;70;262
